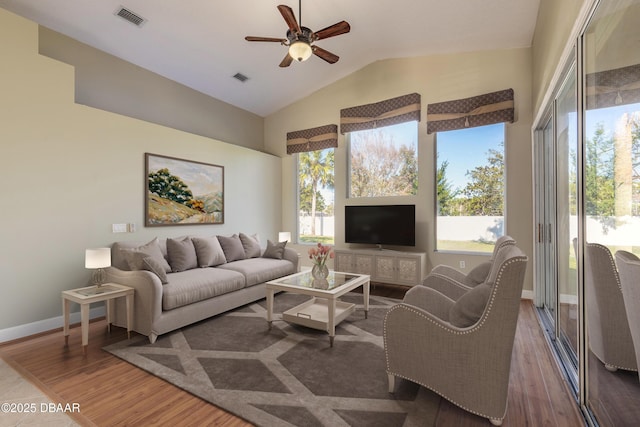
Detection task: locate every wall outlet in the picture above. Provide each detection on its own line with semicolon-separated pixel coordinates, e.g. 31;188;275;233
127;223;136;232
459;260;466;269
112;223;127;233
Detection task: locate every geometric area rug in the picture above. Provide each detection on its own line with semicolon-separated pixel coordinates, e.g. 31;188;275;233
104;292;440;427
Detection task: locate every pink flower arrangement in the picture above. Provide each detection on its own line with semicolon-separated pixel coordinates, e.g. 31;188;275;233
308;242;334;267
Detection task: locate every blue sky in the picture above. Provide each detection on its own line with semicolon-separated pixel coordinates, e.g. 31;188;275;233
586;103;639;139
436;123;505;191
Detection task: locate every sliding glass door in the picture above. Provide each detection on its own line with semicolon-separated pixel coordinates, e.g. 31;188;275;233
535;0;640;424
535;62;579;391
582;0;640;423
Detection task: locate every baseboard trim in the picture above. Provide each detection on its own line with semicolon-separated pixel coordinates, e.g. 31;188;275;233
0;306;105;344
521;289;534;300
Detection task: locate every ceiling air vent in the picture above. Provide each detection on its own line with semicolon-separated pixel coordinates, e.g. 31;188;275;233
115;7;146;27
233;73;249;83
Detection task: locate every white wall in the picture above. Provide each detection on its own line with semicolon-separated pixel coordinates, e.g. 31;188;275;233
0;9;282;339
264;50;534;289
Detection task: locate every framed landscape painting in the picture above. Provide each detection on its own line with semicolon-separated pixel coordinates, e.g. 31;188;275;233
145;153;224;226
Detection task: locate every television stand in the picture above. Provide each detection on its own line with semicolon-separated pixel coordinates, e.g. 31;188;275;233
334;248;427;286
375;245;403;253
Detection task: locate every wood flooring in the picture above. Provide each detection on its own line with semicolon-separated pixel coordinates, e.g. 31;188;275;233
0;284;585;426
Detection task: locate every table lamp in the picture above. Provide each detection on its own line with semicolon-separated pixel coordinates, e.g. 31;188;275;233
85;248;111;287
278;232;291;243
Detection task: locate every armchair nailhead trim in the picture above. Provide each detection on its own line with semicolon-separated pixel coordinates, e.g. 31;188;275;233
384;370;506;422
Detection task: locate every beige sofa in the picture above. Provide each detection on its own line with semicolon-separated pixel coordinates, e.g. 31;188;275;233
105;234;298;343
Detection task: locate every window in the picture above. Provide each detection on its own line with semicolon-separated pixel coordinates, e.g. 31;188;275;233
348;121;418;197
297;148;335;244
436;123;505;252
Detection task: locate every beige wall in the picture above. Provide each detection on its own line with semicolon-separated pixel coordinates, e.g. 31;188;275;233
0;9;282;338
531;0;586;115
265;49;535;292
38;27;265;152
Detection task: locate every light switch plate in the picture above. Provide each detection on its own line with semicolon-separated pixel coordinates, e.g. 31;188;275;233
112;223;127;233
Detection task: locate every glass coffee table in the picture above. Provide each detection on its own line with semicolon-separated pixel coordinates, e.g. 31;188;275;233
266;270;370;346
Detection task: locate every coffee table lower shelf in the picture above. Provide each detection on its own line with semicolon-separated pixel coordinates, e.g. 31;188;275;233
282;298;355;331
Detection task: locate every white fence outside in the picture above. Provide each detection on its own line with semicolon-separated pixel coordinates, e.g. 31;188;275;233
298;214;640;246
437;216;504;242
299;214;335;237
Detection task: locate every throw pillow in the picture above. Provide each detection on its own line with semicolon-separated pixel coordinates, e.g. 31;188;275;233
142;256;169;284
263;239;287;260
217;234;246;263
192;236;227;267
239;233;261;258
121;238;171;273
466;261;491;286
449;283;492;328
166;236;198;272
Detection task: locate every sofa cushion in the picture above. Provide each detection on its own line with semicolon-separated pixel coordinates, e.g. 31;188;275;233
120;238;171;273
217;234;246;262
240;233;261;258
166;236;198;272
263;240;287;260
143;256;169;284
192;236;227;267
449;283;492;328
162;268;246;311
218;257;295;287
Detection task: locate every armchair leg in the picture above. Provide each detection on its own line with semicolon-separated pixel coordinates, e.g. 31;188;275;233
489;418;503;426
387;373;396;393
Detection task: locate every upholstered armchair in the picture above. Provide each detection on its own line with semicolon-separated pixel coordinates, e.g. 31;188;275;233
424;235;516;300
615;250;640;381
584;243;637;372
384;244;528;426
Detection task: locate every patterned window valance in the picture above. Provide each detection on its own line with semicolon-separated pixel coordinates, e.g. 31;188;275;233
426;88;514;134
286;124;338;155
586;63;640;110
340;93;421;134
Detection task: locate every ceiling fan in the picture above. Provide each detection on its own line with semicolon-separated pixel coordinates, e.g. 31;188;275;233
245;1;351;67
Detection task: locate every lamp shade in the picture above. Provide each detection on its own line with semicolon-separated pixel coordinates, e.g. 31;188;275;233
278;232;291;242
288;41;312;62
85;248;111;269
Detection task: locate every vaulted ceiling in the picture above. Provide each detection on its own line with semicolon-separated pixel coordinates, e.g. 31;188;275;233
0;0;540;117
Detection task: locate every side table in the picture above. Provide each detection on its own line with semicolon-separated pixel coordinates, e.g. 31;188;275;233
62;282;134;354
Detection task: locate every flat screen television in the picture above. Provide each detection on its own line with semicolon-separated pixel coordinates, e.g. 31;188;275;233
345;204;416;247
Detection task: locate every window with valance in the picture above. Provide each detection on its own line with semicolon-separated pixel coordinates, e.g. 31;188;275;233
341;93;421;198
426;88;514;134
340;93;421;134
286;124;338;155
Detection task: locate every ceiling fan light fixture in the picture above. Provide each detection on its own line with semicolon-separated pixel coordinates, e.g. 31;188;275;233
289;40;312;62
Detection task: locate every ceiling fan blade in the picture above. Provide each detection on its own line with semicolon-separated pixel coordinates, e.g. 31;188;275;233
279;53;294;68
245;36;287;43
312;46;339;64
314;21;351;40
277;5;301;34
